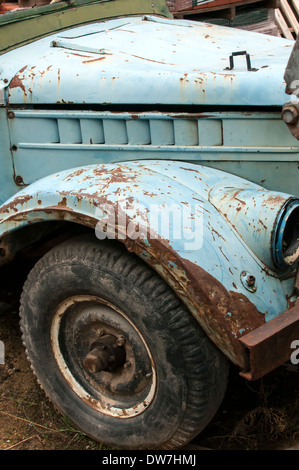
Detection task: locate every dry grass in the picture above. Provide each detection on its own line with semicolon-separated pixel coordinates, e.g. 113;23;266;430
194;365;299;450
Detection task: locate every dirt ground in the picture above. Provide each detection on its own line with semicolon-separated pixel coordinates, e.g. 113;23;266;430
0;255;299;451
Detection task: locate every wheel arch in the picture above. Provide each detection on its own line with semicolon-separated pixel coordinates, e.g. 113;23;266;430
0;161;291;372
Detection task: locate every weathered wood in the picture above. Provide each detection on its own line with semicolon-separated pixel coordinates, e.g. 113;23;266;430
172;0;264;15
291;0;299;17
280;0;299;34
275;6;294;37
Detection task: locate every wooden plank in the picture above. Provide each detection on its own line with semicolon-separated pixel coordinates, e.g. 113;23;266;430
172;0;264;15
280;0;299;34
265;0;280;8
275;7;294;37
291;0;299;17
238;9;279;35
173;0;297;41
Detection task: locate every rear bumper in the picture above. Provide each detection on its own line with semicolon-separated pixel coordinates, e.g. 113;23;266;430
239;302;299;380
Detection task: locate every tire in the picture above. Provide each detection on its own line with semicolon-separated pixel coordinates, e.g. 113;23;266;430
20;234;228;450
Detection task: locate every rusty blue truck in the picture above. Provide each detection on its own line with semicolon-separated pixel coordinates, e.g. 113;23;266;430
0;0;298;450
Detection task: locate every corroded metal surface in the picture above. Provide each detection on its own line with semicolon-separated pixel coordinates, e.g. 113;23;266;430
282;102;299;140
239;303;299;380
3;108;298;200
0;1;298;385
0;16;294;108
0;160;297;371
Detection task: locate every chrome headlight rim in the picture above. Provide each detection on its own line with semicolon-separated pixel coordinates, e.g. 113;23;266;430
273;198;299;270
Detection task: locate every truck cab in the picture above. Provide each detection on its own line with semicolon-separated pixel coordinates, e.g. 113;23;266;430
0;0;298;450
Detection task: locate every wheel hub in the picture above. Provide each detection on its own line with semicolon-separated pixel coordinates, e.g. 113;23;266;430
51;295;156;418
83;334;126;374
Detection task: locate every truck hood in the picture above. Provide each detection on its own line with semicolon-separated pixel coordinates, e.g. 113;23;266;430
0;15;295;107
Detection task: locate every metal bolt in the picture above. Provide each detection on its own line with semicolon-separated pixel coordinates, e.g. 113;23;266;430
240;271;257;293
246;275;256;287
246;275;257;292
15;175;24;185
282;105;299;125
83;348;110;374
95;328;106;337
116;335;126;347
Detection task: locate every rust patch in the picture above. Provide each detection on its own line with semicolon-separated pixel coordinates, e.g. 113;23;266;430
258;219;267;230
233;190;246;206
82;57;106;64
172;114;212;119
0;177;268;370
37;65;52;79
19;65;28;74
209;226;225;242
0;194;34;214
57;197;68;208
240;304;299;380
129;54;175;66
124;235;265;369
130;113;140;120
9;74;27;95
69;52;93;58
262;195;287;207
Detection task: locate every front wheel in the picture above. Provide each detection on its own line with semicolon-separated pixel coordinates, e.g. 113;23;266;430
20;234;228;449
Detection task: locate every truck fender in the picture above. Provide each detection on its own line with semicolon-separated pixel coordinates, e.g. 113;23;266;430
0;160;297;371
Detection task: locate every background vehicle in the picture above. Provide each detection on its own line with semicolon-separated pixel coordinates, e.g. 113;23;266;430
0;0;298;450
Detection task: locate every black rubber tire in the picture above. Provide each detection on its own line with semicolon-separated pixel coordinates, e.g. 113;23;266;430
20;234;228;450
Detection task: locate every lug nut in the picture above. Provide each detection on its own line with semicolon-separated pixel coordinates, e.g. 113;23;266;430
116;335;126;346
96;328;106;337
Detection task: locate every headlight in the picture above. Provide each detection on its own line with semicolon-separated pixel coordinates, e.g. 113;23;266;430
273;200;299;269
209;185;299;272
